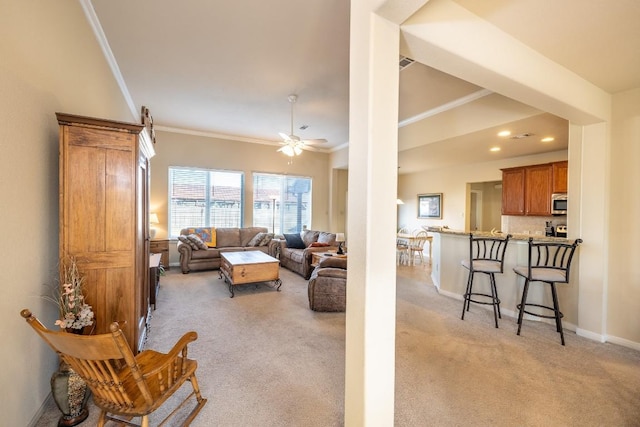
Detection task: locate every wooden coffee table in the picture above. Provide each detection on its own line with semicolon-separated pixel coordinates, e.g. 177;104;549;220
219;251;281;298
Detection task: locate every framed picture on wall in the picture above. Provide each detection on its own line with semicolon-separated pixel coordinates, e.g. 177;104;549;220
417;193;443;219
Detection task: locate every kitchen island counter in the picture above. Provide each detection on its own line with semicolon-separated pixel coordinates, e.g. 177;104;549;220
426;227;570;243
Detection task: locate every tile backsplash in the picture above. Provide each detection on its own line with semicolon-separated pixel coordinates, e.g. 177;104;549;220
501;215;567;235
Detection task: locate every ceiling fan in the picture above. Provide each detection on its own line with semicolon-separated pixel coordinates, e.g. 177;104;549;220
277;94;327;157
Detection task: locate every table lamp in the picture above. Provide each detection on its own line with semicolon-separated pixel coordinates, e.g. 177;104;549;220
149;213;159;239
335;233;345;255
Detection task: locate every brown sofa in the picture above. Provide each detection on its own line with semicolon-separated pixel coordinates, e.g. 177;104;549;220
277;229;339;279
176;227;277;273
308;256;347;312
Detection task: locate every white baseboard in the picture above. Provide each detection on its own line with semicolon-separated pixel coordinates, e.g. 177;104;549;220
437;290;640;350
575;328;606;343
435;288;460;300
601;334;640;351
29;393;53;427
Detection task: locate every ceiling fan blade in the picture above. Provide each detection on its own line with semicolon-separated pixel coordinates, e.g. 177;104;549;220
279;132;292;141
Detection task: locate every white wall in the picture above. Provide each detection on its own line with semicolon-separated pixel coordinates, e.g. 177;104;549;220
328;147;349;236
0;2;134;426
608;88;640;344
397;150;568;232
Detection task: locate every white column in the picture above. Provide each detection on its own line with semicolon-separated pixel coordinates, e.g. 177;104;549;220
574;122;609;341
345;0;400;425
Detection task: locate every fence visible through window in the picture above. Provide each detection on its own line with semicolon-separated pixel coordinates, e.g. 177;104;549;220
168;167;244;236
253;173;312;235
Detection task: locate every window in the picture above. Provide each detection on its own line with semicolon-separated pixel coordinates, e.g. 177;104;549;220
168;167;243;236
253;173;312;234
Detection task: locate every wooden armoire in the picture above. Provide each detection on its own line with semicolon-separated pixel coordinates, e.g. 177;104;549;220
57;112;155;353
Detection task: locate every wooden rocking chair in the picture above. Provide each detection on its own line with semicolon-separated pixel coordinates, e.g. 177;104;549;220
20;309;207;427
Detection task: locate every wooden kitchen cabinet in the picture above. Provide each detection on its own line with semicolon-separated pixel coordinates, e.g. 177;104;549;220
552;161;568;193
501;167;525;215
501;162;556;216
525;164;552;215
58;113;155;353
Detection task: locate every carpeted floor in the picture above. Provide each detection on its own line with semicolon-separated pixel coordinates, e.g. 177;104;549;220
34;264;640;426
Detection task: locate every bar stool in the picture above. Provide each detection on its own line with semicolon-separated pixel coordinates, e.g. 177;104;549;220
461;233;511;328
513;238;582;345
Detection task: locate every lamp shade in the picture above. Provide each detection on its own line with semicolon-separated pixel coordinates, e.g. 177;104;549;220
149;213;159;224
335;233;345;242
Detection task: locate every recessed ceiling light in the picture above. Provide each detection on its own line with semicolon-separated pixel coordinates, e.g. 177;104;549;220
541;137;554;142
490;147;501;152
498;130;511;137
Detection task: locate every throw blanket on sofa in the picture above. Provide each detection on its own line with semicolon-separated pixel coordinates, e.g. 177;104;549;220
183;227;216;247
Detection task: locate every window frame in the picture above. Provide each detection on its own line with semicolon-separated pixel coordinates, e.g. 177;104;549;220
167;166;244;237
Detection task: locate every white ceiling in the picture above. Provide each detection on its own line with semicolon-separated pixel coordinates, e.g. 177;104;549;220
89;0;640;172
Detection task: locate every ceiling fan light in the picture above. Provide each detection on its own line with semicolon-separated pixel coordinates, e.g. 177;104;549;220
281;144;295;157
293;145;303;156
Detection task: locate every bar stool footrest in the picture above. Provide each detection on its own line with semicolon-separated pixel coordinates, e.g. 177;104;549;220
516;303;563;320
464;292;500;306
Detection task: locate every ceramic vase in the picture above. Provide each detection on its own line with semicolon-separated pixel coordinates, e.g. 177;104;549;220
51;327;91;427
50;359;90;427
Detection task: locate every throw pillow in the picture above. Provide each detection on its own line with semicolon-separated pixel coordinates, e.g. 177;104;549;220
301;230;320;247
247;232;267;247
317;232;336;245
309;242;330;248
179;236;199;250
187;234;208;250
283;233;306;249
259;233;274;246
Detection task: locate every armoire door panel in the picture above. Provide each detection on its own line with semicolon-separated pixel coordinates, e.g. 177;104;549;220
104;267;136;343
65;145;106;253
106;150;135;252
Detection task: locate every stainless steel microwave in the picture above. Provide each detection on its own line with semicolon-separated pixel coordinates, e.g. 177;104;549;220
551;193;568;215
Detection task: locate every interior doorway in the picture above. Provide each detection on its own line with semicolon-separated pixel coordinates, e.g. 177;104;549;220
467;181;502;232
470;190;482;231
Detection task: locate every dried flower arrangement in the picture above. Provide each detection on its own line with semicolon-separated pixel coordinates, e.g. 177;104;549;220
45;257;94;331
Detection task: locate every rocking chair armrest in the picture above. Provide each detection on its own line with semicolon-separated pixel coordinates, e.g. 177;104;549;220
136;331;198;377
166;331;198;358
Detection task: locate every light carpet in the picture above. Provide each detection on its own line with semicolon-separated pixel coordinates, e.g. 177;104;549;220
34;265;640;426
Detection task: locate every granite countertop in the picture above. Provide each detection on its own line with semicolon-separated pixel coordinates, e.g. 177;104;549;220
424;227;570;243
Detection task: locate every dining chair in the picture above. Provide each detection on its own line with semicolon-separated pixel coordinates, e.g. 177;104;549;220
396;236;410;265
408;231;428;265
396;228;411;265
